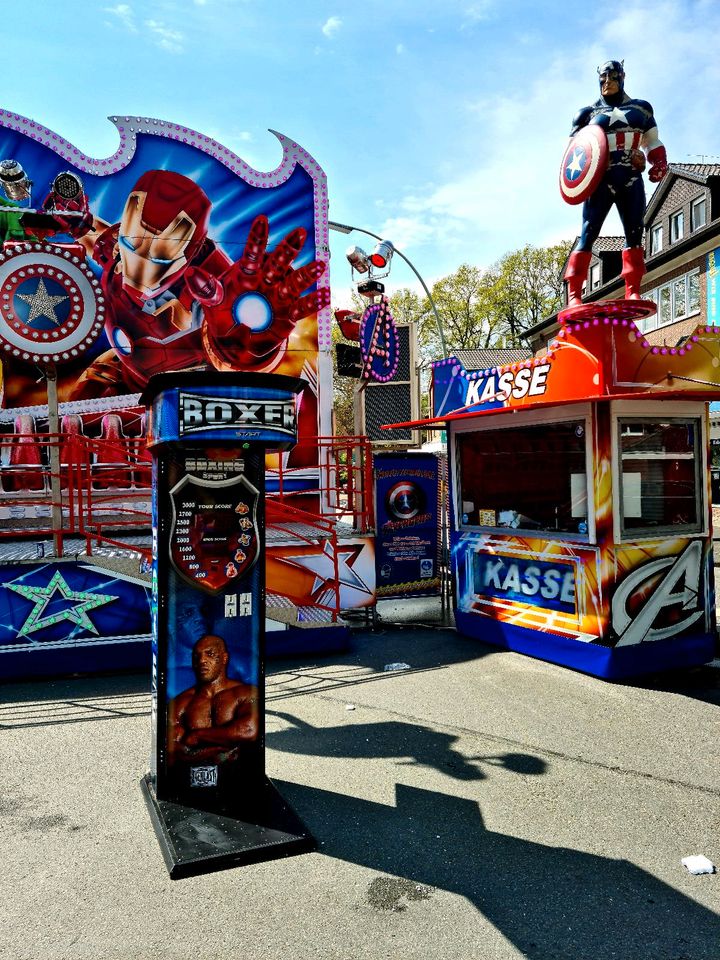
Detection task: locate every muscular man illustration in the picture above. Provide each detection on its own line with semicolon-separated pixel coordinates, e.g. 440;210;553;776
168;634;258;765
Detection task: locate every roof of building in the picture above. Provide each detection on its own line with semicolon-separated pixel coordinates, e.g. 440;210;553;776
666;162;720;182
453;348;532;369
645;161;720;223
558;237;624;285
590;236;624;253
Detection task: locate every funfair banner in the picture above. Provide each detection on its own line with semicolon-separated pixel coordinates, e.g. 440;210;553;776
374;452;442;598
0;113;332;460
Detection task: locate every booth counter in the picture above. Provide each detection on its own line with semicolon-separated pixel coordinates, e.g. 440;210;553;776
391;314;720;679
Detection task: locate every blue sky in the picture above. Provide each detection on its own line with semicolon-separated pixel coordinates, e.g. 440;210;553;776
5;0;720;306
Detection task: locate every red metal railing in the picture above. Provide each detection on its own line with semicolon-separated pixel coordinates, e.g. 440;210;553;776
273;435;375;534
266;496;341;619
0;432;374;585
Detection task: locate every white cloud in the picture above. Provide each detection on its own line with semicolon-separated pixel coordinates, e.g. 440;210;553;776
144;19;185;53
103;3;137;32
386;0;720;266
396;43;406;55
463;1;493;21
322;16;342;38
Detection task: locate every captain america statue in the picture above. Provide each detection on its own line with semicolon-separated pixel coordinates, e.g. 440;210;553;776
561;60;668;306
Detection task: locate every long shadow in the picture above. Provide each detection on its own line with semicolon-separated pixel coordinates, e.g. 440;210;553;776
267;709;546;782
277;779;720;960
0;672;150;728
626;662;720;707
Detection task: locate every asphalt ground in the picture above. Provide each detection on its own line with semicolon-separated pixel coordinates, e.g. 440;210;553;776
2;603;719;960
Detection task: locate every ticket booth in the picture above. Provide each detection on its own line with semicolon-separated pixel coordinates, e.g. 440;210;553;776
140;371;313;878
393;318;720;680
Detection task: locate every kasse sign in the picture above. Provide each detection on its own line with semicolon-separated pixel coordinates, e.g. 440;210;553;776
178;392;296;436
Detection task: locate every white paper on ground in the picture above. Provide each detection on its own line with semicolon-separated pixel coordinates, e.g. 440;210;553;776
681;855;715;875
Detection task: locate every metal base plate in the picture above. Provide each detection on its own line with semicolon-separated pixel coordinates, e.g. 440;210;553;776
140;774;315;879
559;299;657;325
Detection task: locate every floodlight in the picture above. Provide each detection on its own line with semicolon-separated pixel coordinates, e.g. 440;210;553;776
369;240;394;269
346;245;370;274
329;220;353;234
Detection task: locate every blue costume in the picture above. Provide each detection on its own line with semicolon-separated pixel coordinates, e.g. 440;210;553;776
564;62;667;305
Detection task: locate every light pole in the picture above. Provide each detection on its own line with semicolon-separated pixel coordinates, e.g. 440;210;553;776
328;220;448;358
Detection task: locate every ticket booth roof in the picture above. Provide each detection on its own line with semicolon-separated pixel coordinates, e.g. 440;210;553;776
382;320;720;432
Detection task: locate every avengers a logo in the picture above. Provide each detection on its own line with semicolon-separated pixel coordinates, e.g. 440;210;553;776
611;541;704;646
0;244;105;363
169;473;260;594
386;481;426;521
359;296;399;382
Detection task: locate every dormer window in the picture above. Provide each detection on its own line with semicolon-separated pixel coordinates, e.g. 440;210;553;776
650;224;662;254
589;262;601;290
670;210;684;243
691;196;707;231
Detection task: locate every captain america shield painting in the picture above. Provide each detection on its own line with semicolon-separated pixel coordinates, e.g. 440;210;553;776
559;125;608;205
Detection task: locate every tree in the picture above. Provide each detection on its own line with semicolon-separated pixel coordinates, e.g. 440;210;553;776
412;241;572;362
489;241;572;343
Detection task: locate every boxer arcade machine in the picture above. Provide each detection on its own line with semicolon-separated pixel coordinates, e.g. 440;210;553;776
140;372;313;879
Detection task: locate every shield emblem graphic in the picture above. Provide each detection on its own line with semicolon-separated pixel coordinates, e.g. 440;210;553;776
0;243;106;363
559;125;609;205
169;473;260;594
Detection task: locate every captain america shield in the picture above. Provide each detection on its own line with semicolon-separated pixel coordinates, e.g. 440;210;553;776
559;125;608;205
0;243;106;363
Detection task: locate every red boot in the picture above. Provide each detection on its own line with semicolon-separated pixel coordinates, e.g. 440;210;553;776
622;247;646;300
564;250;592;307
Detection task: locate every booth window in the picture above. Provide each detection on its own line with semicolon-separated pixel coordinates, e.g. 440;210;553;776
456;419;588;535
618;418;702;537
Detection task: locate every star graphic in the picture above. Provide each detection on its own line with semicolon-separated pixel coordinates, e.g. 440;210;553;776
566;148;585;179
16;278;69;325
607;106;629;126
278;542;372;603
6;570;118;636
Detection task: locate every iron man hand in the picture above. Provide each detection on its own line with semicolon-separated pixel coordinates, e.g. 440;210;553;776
201;214;328;372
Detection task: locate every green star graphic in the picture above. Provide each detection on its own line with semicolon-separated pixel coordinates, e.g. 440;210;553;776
7;571;118;636
16;278;69;324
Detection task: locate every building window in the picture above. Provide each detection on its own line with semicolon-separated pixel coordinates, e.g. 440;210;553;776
691;196;707;232
457;419;588;536
650;224;663;255
689;271;700;313
659;285;672;324
638;269;701;331
590;262;601;290
618;418;702;538
670;210;684;243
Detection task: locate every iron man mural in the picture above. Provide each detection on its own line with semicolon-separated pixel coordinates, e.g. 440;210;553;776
0;113;332;456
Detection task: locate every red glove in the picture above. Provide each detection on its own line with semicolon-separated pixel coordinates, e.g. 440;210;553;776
647;145;668;183
203;215;329;372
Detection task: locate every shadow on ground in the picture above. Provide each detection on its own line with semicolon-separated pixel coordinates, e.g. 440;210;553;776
627;662;720;706
277;778;720;960
267;709;546;782
0;672;150;729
